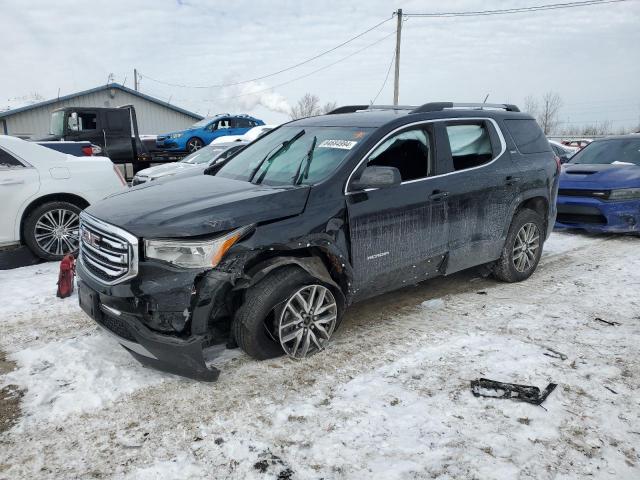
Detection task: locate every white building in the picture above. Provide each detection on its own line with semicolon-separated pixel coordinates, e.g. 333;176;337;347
0;83;203;138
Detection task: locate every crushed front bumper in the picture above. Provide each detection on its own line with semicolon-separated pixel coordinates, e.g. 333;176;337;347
555;196;640;233
76;260;234;381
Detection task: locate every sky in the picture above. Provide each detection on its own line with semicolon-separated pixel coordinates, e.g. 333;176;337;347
1;0;639;131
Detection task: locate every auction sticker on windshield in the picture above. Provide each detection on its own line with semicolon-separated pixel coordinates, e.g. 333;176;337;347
318;140;358;150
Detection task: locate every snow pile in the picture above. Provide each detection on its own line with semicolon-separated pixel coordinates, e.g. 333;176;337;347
2;331;167;426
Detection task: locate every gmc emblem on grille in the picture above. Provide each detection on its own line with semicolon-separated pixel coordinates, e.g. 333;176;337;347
81;227;101;248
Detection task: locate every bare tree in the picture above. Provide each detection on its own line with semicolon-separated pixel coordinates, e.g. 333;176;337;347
537;92;563;135
289;93;320;119
523;95;539;118
321;101;338;115
289;94;337;119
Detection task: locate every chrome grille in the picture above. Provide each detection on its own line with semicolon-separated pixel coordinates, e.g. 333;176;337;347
79;213;139;285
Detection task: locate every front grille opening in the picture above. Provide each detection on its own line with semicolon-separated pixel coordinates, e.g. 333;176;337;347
97;313;138;343
557;213;607;225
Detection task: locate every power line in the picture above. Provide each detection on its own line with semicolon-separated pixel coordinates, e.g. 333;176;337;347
402;0;631;18
200;31;397;103
371;49;396;105
139;16;394;90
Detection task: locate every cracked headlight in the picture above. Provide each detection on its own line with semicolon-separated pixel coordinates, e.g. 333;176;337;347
169;133;183;139
145;226;253;268
607;188;640;200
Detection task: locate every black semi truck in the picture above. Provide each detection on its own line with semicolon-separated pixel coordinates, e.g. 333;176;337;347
40;105;187;180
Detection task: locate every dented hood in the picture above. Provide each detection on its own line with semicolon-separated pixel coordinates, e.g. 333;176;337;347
86;175;310;238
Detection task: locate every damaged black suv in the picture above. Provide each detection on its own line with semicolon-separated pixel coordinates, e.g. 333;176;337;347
77;102;559;381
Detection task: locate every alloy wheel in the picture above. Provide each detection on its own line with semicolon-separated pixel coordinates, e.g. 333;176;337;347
512;222;540;273
34;209;80;256
278;285;338;359
187;139;203;152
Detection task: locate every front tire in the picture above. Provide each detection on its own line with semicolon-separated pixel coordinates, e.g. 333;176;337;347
186;137;204;152
493;209;544;282
233;267;341;360
23;201;82;261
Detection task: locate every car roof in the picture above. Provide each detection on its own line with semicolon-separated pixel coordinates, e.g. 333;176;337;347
0;135;67;164
289;104;532;129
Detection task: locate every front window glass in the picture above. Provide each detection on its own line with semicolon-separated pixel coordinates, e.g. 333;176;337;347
216;126;373;186
180;145;230;165
569;139;640;166
367;127;432;181
50;111;65;136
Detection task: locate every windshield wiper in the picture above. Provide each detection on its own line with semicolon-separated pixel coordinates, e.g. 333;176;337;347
292;136;317;185
250;130;305;184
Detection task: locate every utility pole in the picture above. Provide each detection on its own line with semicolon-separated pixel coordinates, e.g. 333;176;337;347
393;8;402;105
134;68;139;91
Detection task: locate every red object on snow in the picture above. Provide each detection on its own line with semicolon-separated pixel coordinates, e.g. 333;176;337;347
56;254;76;298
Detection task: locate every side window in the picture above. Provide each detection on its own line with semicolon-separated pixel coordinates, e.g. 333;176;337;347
445;123;493;171
0;148;25;169
68;112;97;131
367;127;432;182
504;119;550;154
234;118;253;128
217;119;231;130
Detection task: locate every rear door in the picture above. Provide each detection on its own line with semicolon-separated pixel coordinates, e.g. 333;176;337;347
436;119;518;273
347;124;450;300
0;147;39;245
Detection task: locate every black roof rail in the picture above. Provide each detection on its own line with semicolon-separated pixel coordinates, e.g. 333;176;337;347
411;102;520;114
326;105;370;114
326;104;417;115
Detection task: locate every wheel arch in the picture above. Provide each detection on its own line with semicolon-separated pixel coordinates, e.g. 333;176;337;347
20;193;89;242
504;194;549;239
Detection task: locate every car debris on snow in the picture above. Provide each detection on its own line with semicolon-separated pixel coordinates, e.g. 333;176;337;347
470;378;558;406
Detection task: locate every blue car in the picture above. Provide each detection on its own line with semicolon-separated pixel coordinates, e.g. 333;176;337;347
556;134;640;233
156;114;264;152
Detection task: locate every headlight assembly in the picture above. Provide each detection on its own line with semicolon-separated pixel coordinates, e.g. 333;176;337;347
144;225;253;268
607;188;640;201
169;133;183;139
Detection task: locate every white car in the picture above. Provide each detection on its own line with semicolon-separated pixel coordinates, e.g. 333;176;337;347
132;141;247;185
0;135;128;260
210;125;276;145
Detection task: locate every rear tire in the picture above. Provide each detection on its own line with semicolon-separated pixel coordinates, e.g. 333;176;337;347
23;201;83;261
232;267;342;360
493;209;545;283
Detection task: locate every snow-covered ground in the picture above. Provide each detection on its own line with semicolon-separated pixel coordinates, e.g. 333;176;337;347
1;231;639;479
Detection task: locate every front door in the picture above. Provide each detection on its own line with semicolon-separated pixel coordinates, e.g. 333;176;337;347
101;110;134;163
346;124;449;300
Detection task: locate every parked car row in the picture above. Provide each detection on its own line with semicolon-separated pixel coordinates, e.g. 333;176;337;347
3;101;638;382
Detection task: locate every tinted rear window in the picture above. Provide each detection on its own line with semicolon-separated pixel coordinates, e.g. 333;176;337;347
504;119;550;154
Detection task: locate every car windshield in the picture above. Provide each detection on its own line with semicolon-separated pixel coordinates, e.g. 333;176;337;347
180;145;230;165
191;117;215;128
569;138;640;166
50;111;65;136
215;126;372;186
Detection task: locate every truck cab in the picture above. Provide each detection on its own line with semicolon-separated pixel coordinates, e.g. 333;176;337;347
48;107;134;165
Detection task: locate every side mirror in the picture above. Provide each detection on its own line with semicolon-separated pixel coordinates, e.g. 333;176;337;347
560;154;570;164
350;166;401;191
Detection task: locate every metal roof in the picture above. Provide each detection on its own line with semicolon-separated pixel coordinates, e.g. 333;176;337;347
0;83;203;120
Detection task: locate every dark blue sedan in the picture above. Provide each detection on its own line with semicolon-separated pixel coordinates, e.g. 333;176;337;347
556;135;640;233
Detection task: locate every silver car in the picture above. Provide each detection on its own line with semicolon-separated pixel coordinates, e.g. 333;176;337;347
132;141;247;185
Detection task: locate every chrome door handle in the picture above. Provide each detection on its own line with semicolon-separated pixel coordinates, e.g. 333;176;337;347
429;191;449;201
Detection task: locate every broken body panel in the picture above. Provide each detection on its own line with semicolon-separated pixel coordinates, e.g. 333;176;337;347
77;107;558;380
